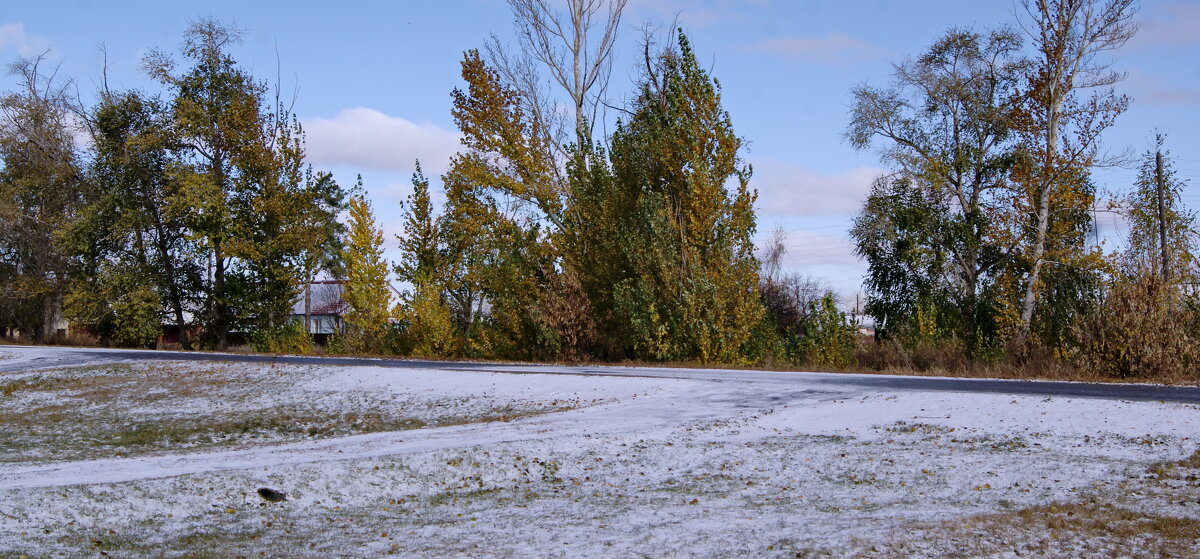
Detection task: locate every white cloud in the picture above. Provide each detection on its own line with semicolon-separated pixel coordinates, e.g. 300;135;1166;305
772;228;860;268
752;158;882;218
1141;87;1200;106
1121;68;1200;107
1126;0;1200;50
303;107;461;174
0;23;50;57
750;33;883;64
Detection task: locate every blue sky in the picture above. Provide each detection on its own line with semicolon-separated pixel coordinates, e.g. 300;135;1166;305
3;0;1198;300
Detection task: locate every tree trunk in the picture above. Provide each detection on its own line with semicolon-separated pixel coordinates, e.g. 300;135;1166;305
1019;185;1052;334
151;213;192;350
304;280;312;334
1018;87;1064;342
213;238;228;350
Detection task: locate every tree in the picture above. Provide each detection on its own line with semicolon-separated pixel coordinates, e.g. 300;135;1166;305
485;2;628;349
0;54;83;342
600;32;762;363
1012;0;1137;340
145;19;344;348
233;112;346;335
851;175;953;342
1123;136;1196;281
487;0;627;155
143;19;263;349
847;28;1025;353
394;163;441;285
66;89;200;348
392;166;460;357
435;50;561;357
341;189;391;353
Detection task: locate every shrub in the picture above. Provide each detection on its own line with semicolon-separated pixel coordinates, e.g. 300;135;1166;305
248;320;312;355
402;279;457;358
1071;271;1200;380
796;293;857;369
532;270;598;362
110;286;162;348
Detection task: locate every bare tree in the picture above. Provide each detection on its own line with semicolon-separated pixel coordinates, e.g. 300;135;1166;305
1014;0;1138;340
758;226;788;287
486;0;627;158
482;0;628;267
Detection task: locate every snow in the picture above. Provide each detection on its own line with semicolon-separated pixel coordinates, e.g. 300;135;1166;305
1;345;1198;557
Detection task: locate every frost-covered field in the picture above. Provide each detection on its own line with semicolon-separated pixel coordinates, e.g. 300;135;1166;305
1;347;1198;557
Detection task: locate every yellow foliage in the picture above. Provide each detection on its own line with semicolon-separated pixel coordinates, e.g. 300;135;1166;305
341;195;391;353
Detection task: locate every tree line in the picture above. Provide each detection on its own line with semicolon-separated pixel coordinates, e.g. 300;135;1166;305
850;0;1199;378
0;7;856;366
0;21;345;350
2;0;1194;379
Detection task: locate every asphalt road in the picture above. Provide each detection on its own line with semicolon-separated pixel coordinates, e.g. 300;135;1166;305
6;345;1200;404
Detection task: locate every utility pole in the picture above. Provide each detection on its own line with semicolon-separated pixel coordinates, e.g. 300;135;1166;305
1156;149;1169;281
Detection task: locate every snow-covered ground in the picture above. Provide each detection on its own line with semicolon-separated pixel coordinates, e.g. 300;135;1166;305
1;346;1198;557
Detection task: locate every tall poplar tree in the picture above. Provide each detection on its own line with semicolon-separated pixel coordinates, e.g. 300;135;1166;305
394;166;457;357
599;33;762;363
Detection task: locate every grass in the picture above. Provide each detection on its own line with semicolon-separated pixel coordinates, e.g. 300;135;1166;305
5;429;1197;558
868;502;1200;558
0;362;586;463
1;349;1195;557
856;450;1200;558
99;410;429;448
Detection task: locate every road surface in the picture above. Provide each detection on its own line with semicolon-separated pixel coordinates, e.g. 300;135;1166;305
3;345;1198;404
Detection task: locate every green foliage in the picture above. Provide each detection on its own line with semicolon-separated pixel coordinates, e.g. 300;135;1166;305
65;88;203;349
110;286;162;348
795;294;857;369
64;267;161;349
248;320;312;355
757;269;856;369
401;275;458;358
409;50;563;360
394;164;441;285
593;32;763;364
852;175;954;341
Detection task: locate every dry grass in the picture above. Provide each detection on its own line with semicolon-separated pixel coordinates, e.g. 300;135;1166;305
859;502;1200;558
855;450;1200;558
0;362;582;463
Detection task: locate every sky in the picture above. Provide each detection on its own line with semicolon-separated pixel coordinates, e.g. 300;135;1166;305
2;0;1198;302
